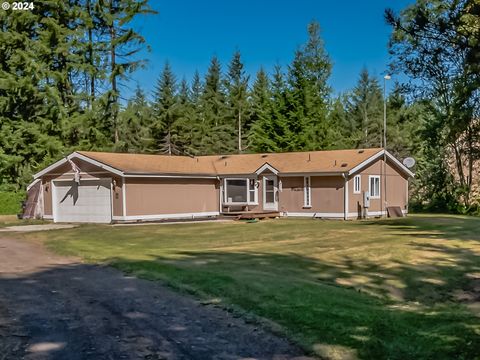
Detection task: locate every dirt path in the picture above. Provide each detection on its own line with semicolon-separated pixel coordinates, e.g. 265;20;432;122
0;236;309;360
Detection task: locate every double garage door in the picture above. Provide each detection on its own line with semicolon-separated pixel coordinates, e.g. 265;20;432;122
53;179;112;223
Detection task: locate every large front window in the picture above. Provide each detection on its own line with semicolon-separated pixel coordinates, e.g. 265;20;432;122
224;178;257;204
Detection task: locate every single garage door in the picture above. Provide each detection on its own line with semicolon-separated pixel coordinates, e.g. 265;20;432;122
53;179;112;223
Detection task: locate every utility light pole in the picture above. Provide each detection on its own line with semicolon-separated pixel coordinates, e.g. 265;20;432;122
382;74;391;217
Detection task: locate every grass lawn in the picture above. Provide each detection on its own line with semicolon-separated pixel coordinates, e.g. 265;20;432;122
17;215;480;360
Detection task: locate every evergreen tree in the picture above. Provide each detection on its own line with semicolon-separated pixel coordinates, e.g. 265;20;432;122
286;21;332;150
96;0;156;144
152;62;182;155
345;68;383;148
225;51;250;153
117;85;154;152
198;56;234;153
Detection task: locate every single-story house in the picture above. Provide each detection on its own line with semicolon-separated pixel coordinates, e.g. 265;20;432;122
29;148;414;223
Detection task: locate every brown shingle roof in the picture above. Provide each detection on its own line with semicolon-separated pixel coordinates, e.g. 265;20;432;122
77;148;383;176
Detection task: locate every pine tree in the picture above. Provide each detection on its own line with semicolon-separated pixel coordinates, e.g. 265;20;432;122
152;62;182;155
225;51;250;152
96;0;156;145
248;68;276;152
198;56;234;153
286;21;332;150
345;68;383;148
117;85;154;152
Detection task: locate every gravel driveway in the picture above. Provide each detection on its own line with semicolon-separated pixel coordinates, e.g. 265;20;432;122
0;236;310;360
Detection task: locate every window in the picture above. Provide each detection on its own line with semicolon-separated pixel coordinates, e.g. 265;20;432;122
369;175;380;198
353;175;361;194
304;176;311;208
224;178;257;204
248;179;256;203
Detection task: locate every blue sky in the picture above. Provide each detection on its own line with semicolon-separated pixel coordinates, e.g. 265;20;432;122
128;0;413;99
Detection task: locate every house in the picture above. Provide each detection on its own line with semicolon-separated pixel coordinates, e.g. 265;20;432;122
30;148;414;223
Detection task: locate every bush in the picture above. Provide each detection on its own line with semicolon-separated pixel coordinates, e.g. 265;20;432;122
0;191;25;215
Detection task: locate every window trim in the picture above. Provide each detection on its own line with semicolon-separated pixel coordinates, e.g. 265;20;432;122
368;175;381;199
353;175;361;194
223;178;258;205
304;176;312;208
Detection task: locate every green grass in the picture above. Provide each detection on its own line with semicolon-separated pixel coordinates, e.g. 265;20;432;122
0;215;47;228
0;191;24;215
23;215;480;359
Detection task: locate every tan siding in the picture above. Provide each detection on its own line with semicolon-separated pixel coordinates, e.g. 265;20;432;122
348;158;409;215
279;176;344;213
125;178;219;216
112;176;123;217
42;179;52;215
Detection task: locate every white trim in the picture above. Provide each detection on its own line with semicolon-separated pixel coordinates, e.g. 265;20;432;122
72;152;124;177
348;150;414;178
43;215;53;220
368;175;381;199
223;178;258;205
34;158;69;179
344;174;349;220
54;176;105;181
122;178;127;217
26;178;41;191
41;171;112;176
285;212;345;218
112;211;220;222
262;175;278;211
353;175;361;194
303;176;311;208
255;163;279;175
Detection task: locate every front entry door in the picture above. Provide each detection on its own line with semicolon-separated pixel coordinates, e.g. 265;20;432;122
263;176;278;211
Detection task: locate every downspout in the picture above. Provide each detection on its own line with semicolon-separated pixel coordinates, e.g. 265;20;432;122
343;173;349;220
217;176;222;215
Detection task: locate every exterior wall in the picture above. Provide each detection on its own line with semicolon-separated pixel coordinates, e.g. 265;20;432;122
42;178;53;216
348;158;409;218
279;176;345;216
125;178;219;216
40;158;121;219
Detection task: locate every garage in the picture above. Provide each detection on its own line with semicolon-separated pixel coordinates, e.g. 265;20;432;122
53;179;112;223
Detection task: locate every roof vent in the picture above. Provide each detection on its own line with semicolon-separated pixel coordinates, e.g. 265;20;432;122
308;153;311;162
261;154;268;158
358;149;364;153
341;163;348;167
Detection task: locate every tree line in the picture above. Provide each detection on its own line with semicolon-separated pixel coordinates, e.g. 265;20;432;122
0;0;479;214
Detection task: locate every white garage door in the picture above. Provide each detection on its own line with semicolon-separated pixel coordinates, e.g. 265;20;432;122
53;179;112;223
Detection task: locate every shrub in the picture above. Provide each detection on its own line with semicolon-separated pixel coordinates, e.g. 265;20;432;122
0;191;25;215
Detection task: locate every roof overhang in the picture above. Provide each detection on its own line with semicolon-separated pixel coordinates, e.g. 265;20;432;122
33;151;124;179
255;162;279;175
347;149;415;178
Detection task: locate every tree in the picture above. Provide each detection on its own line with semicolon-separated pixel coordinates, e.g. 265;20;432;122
152;62;182;155
117;85;154;152
285;20;332;150
198;56;234;153
345;68;384;148
225;51;250;152
96;0;156;144
386;0;480;209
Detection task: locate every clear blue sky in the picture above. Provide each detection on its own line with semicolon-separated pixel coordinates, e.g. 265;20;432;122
129;0;413;99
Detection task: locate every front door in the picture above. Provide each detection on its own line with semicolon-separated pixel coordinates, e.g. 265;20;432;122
263;175;278;211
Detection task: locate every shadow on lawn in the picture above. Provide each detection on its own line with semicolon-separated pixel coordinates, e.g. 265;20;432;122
111;243;480;360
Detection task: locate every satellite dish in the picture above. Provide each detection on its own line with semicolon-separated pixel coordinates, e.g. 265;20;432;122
402;157;416;168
